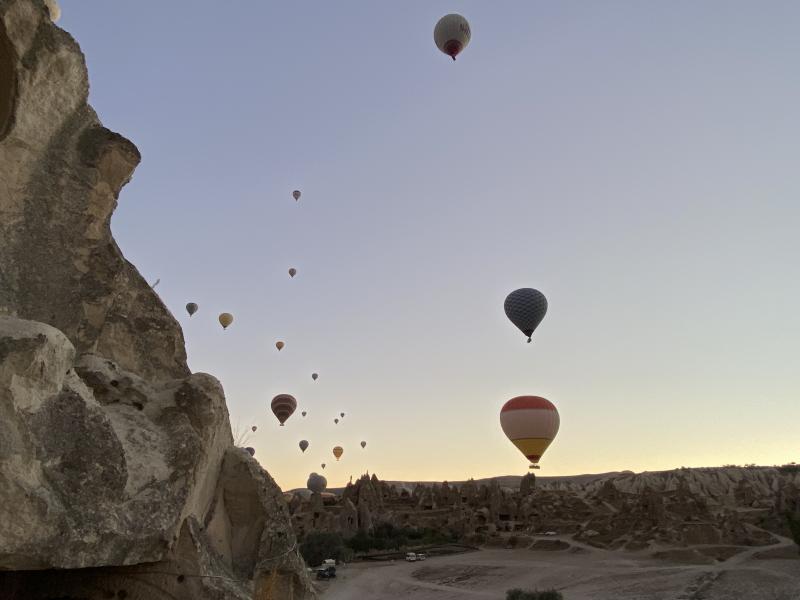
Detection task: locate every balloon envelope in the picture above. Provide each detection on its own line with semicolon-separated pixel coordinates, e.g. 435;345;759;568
334;418;339;424
251;425;257;432
333;446;343;460
302;411;307;417
340;412;345;418
289;268;297;278
307;472;327;494
186;302;198;316
321;463;326;469
218;313;234;329
504;288;547;342
276;341;285;351
312;373;318;381
271;394;297;426
299;440;309;453
500;396;560;466
434;14;471;60
360;441;366;449
293;190;301;201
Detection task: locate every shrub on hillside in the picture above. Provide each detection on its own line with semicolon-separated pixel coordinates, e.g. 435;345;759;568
506;589;563;600
300;532;345;567
787;513;800;554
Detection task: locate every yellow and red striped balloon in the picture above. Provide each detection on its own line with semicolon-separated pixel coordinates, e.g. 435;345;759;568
500;396;559;467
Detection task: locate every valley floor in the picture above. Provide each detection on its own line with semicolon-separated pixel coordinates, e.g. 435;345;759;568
317;536;800;600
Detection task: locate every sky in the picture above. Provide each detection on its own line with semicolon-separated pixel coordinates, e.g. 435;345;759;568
60;1;800;490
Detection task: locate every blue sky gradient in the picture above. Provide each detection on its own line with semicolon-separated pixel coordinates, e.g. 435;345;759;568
61;1;800;489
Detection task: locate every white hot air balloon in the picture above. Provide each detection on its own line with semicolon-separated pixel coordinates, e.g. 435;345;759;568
434;14;471;61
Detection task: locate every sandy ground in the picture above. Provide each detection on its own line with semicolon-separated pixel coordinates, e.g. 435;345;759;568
317;536;800;600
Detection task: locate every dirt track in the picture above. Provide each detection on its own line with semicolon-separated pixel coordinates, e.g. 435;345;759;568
318;537;800;600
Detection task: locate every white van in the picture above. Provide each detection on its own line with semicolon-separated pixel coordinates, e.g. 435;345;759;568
416;553;427;561
405;552;417;562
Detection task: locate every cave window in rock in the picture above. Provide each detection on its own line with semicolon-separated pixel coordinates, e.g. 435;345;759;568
0;19;18;140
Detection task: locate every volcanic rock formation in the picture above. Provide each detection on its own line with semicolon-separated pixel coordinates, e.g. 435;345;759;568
0;1;313;597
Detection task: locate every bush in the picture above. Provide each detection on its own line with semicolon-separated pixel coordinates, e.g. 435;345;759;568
506;589;563;600
787;513;800;553
300;532;345;567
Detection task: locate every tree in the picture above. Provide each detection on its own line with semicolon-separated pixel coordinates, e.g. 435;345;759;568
787;512;800;554
300;532;344;567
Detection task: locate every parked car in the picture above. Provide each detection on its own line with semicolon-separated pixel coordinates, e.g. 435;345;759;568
405;552;417;562
416;553;427;561
316;566;337;580
544;531;557;536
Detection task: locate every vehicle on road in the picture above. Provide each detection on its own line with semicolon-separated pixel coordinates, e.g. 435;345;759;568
316;566;337;580
416;553;427;561
405;552;417;562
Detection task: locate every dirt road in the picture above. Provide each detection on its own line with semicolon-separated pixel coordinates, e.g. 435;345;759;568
318;538;800;600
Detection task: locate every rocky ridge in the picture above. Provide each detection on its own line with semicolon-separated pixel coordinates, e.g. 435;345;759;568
0;1;313;597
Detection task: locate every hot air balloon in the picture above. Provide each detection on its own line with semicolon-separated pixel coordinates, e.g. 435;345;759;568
302;411;307;417
293;190;301;201
276;341;285;351
219;313;234;330
334;418;339;425
44;0;61;23
245;447;255;457
504;288;547;343
333;446;343;461
289;268;297;278
340;412;345;418
500;396;560;469
186;303;198;317
271;394;297;426
361;441;367;449
299;440;309;453
321;463;326;469
434;14;471;61
251;425;258;432
312;373;319;381
307;472;327;494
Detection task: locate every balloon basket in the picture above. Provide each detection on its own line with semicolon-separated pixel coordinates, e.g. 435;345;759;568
529;465;540;470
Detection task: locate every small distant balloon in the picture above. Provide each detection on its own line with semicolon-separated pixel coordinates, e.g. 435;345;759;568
293;190;301;201
219;313;234;330
340;412;345;418
504;288;547;343
186;303;198;317
333;446;343;461
307;472;327;494
271;394;297;426
302;411;307;417
312;373;319;381
251;425;258;432
245;447;255;457
334;418;339;425
321;463;326;469
361;441;367;449
299;440;309;453
434;14;471;61
288;268;297;278
276;341;285;351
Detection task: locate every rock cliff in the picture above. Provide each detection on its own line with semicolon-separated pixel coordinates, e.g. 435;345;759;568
0;1;313;597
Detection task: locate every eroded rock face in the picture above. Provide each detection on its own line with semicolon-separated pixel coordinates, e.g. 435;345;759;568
0;0;187;382
0;1;314;597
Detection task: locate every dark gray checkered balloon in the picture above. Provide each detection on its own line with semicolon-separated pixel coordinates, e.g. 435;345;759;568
504;288;547;343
